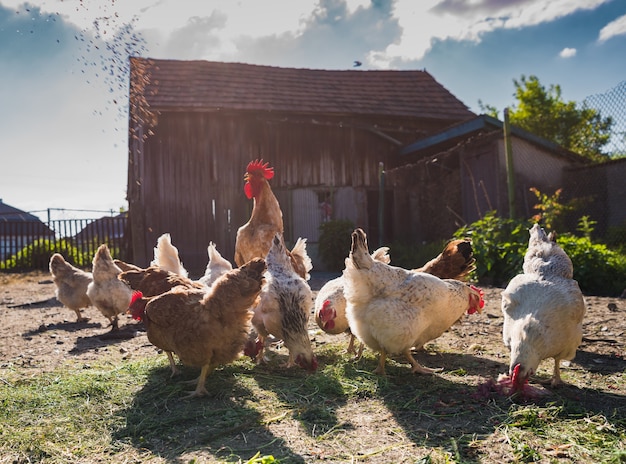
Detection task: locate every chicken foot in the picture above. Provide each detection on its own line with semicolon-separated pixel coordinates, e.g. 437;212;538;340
403;349;443;375
182;364;215;399
108;315;119;331
550;358;565;387
73;309;89;323
347;334;364;360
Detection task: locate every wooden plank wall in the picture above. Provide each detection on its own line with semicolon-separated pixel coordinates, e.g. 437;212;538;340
131;111;405;273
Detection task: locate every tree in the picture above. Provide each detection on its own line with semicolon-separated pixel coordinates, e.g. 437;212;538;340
480;75;613;161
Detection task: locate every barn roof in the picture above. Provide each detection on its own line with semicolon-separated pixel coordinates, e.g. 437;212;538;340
130;58;475;121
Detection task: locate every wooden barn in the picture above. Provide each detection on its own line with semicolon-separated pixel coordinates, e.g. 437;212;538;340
386;115;591;243
127;58;475;272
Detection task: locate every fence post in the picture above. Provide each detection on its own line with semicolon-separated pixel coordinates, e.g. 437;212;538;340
503;108;516;219
378;161;385;247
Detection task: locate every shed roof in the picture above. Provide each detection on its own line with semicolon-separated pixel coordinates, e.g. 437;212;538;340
0;199;44;223
400;114;591;164
131;58;475;121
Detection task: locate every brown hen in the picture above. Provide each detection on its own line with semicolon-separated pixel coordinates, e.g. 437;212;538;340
132;258;267;398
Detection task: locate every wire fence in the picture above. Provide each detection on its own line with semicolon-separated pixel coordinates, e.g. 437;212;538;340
584;80;626;157
0;216;129;272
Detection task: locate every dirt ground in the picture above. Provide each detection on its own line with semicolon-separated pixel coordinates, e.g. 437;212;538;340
1;271;623;375
1;271;625;462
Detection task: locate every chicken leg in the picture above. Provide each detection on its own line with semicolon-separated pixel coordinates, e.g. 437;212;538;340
373;350;388;375
166;352;181;377
550;358;564;387
403;349;443;375
183;364;215;399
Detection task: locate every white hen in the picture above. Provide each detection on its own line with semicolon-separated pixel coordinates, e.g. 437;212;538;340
151;233;188;278
198;242;233;287
501;224;585;392
343;228;484;375
315;246;390;357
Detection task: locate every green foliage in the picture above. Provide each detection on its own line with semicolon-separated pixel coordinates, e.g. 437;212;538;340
1;238;122;271
318;219;355;271
576;215;597;241
454;208;626;295
557;234;626;297
453;211;531;286
1;239;86;271
509;75;613;160
485;75;613;160
529;187;580;232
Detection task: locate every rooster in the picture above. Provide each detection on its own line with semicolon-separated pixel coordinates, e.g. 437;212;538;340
343;228;484;375
130;258;266;398
49;253;93;322
315;238;476;356
86;244;133;331
251;234;318;371
150;233;188;278
198;242;233;287
500;224;585;394
234;159;312;280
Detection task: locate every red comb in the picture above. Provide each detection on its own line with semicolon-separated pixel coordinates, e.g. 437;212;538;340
130;291;145;321
246;159;274;180
131;290;143;304
470;284;485;308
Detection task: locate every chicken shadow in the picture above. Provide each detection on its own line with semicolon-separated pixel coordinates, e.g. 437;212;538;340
250;349;350;441
344;349;625;463
22;319;103;339
65;322;146;355
572;348;625;374
113;361;314;463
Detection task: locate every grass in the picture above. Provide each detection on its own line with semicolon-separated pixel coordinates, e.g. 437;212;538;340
0;341;625;463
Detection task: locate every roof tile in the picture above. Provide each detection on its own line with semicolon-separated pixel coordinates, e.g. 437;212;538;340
131;58;475;121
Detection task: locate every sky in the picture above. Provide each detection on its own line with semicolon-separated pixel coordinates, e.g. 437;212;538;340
1;0;625;222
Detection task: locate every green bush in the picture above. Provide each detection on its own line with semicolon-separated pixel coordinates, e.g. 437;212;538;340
557;234;626;297
318;220;355;271
1;238;122;271
453;211;532;286
452;210;626;296
2;239;82;271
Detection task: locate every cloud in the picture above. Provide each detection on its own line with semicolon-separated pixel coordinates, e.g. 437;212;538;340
191;0;400;69
598;13;626;42
368;0;611;67
559;47;577;58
